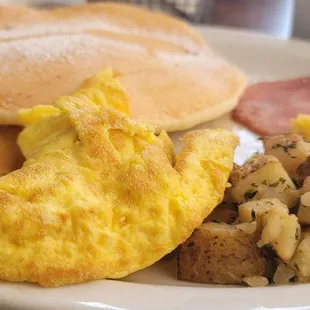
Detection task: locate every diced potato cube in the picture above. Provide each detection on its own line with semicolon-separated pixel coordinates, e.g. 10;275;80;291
235;221;257;234
296;156;310;187
258;214;301;263
297;192;310;225
263;134;310;178
301;177;310;195
177;222;268;285
290;236;310;282
230;155;298;208
258;210;282;246
238;198;289;226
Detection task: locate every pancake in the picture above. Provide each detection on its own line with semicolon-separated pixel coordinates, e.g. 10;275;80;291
0;126;24;176
0;5;52;29
0;2;247;132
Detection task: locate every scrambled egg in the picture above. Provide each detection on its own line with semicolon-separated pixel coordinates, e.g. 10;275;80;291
292;114;310;140
0;70;238;287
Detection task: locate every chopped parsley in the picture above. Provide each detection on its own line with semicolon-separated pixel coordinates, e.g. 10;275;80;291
279;177;286;184
272;141;297;159
244;189;258;201
269;177;286;187
272;141;297;153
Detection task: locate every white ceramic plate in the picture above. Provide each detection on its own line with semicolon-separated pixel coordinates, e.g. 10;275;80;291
1;26;310;310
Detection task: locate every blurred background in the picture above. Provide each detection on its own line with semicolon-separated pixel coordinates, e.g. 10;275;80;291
1;0;309;40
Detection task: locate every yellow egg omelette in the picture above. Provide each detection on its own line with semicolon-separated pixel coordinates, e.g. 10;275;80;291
0;69;238;287
292;114;310;141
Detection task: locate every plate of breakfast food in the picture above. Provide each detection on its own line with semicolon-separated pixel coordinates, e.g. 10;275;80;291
1;2;310;310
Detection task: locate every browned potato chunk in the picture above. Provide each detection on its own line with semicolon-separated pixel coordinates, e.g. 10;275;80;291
296;156;310;187
230;155;298;208
290;236;310;282
205;200;238;224
177;222;268;285
235;221;258;234
258;213;301;263
263;134;310;178
297;192;310;225
238;198;289;226
301;177;310;195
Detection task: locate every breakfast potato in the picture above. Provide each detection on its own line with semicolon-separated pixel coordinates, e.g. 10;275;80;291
290;236;310;282
205;200;238;224
238;198;289;226
235;221;258;234
263;134;310;178
230;155;298;208
295;156;310;187
258;213;301;263
301;227;310;239
177;222;268;285
273;263;296;285
297;192;310;225
301;177;310;195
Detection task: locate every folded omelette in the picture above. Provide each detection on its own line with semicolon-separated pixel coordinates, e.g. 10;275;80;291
0;70;238;287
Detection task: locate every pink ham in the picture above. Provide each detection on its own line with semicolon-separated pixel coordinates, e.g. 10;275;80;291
232;77;310;135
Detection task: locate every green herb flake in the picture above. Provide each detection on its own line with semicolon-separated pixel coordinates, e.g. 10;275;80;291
269;177;286;188
272;141;297;153
269;180;280;187
244;189;258;201
279;177;286;184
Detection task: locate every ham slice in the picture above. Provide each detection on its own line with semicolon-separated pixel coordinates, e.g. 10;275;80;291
232;77;310;135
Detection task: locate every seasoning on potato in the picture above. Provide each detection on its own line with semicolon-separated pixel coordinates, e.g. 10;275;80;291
178;122;310;287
